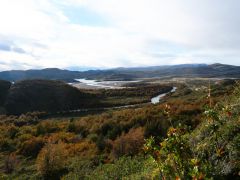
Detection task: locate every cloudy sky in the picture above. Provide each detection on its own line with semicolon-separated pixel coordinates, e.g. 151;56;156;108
0;0;240;70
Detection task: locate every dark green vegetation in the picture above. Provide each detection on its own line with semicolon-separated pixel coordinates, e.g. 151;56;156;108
84;84;172;107
0;78;239;179
2;80;96;115
0;79;172;115
0;80;11;111
1;63;240;82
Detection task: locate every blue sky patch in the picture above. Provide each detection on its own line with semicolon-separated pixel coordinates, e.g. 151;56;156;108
62;6;108;26
0;43;11;51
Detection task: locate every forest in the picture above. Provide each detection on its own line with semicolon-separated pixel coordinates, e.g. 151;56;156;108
0;78;239;179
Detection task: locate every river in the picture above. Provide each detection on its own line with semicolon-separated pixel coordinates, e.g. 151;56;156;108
44;86;177;118
151;87;177;104
74;79;176;104
73;78;140;89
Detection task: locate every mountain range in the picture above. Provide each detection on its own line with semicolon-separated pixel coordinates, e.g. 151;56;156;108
0;63;240;82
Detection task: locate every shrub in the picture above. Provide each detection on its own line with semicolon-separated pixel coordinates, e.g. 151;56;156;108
62;158;96;180
87;133;98;142
0;137;15;152
191;97;240;178
67;122;89;138
67;121;76;133
110;127;145;159
66;140;97;158
7;125;19;139
144;118;170;139
99;122;122;140
89;156;157;180
36;123;46;136
4;153;18;174
48;132;76;143
16;133;33;148
36;141;68;179
95;135;106;151
16;125;35;136
36;121;60;136
144;127;212;179
19;137;45;157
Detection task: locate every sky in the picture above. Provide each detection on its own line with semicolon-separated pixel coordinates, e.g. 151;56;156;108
0;0;240;70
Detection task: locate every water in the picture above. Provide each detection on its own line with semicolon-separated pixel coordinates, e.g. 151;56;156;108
75;79;112;88
151;87;177;104
74;78;139;89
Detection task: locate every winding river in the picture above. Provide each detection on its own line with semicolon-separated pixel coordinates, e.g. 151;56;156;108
43;86;177;118
151;87;177;104
49;81;178;118
72;79;177;105
74;79;177;104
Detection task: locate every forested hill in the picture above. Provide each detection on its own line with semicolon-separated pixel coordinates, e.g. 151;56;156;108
0;80;11;107
0;80;97;115
1;63;240;82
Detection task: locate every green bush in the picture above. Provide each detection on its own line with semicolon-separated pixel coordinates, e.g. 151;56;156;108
99;122;122;140
144;118;170;139
0;138;15;152
88;156;157;180
67;122;89;138
144;126;212;179
62;158;96;180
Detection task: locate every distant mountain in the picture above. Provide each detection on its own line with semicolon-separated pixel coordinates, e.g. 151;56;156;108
113;64;208;71
81;63;240;80
66;66;103;71
0;68;82;82
0;63;240;82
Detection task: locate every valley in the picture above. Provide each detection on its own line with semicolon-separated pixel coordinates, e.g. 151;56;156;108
1;1;239;179
0;67;239;179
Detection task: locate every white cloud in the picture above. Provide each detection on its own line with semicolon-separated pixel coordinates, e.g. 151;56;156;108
0;0;240;70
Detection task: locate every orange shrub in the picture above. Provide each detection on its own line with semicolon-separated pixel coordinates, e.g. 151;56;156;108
48;132;76;143
36;141;68;179
110;127;145;159
66;140;97;158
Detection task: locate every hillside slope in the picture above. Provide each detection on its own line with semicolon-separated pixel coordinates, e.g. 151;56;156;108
4;80;96;115
0;80;11;106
